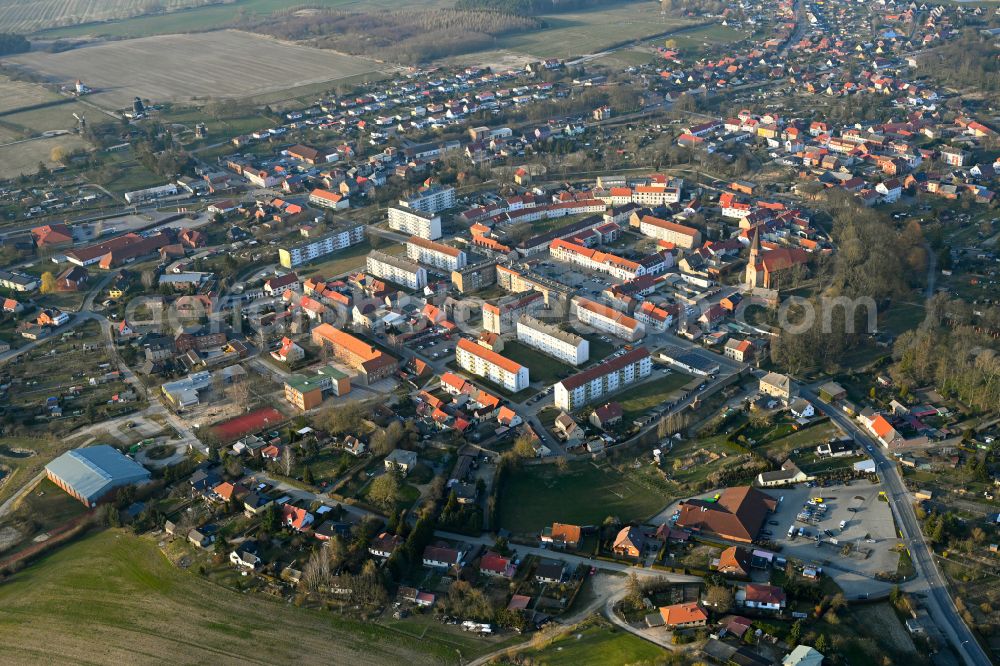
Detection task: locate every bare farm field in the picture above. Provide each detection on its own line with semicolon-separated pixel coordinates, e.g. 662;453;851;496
0;0;225;34
5;30;388;110
0;75;62;114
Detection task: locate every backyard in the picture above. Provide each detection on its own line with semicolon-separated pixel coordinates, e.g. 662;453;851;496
520;616;665;665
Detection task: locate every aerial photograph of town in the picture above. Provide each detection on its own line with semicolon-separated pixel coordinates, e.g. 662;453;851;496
0;0;999;663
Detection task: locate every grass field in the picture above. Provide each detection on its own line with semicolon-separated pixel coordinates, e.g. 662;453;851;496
664;23;746;50
0;76;62;114
494;4;696;59
613;371;693;421
0;530;475;664
523;617;665;665
0;436;76;506
0;134;86;178
498;461;666;534
502;341;573;384
8;31;387;110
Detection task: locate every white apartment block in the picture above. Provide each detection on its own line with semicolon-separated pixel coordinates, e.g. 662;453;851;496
574;297;645;341
365;251;428;290
400;185;456;214
406;236;467;271
388;206;442;240
516;315;589;366
631;184;681;206
278;224;366;269
554;348;652;411
637;216;701;249
456;339;529;392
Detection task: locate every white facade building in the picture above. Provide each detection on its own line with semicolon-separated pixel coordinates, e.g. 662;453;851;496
516;315;589;366
456;339;529;392
554;348;652;411
388;206;442;240
406;236;467;271
365;251;428;289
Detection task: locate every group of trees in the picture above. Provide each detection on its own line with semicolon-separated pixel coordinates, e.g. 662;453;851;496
248;9;542;64
770;190;927;374
0;34;29;57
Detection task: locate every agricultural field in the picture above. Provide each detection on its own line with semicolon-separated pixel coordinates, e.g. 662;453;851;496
497;461;666;534
0;530;475;664
6;30;388;110
0;75;61;114
0;0;226;34
34;0;418;39
494;4;698;60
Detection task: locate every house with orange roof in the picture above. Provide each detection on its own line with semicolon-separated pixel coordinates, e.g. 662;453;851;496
31;223;73;248
309;188;349;210
281;504;314;531
540;522;582;549
659;602;708;628
868;413;902;447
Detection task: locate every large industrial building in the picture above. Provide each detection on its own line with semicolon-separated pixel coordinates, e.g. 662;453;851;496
45;445;151;507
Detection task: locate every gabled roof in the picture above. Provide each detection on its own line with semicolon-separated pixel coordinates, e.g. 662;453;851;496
659;602;708;625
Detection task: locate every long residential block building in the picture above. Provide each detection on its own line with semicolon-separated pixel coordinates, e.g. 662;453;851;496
483;291;544;334
554;347;652;411
278;223;366;269
365;251;427;289
573;297;645;341
456;338;529;392
637;215;702;249
549;238;644;281
516;315;589;366
406;236;467;271
388;205;442;240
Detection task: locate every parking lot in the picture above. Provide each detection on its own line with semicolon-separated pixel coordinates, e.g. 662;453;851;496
766;484;900;597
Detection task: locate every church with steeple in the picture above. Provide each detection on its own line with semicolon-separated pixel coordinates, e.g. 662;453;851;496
744;227;811;290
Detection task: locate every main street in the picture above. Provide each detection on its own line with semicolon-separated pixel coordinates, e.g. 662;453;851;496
801;385;991;666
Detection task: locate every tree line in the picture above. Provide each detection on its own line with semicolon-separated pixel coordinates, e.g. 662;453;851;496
244;8;542;64
455;0;635;14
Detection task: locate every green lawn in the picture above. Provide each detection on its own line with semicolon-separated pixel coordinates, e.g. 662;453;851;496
502;341;574;384
756;421;841;460
522;617;665;666
879;300;925;336
497;462;666;534
613;372;694;421
0;530;479;664
580;333;616;362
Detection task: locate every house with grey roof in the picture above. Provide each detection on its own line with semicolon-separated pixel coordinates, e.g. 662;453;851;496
45;445;151;507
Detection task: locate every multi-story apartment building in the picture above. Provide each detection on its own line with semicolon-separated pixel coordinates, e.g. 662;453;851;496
516;315;589;366
482;291;544;334
406;236;467;271
456;338;529;392
400;185;456;214
637;215;701;249
388;205;442;240
549;239;644;281
278;223;366;269
554;348;652;411
574;297;645;341
496;264;572;312
365;251;428;289
451;260;497;294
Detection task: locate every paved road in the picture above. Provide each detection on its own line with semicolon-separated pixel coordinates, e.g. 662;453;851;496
802;386;991;666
